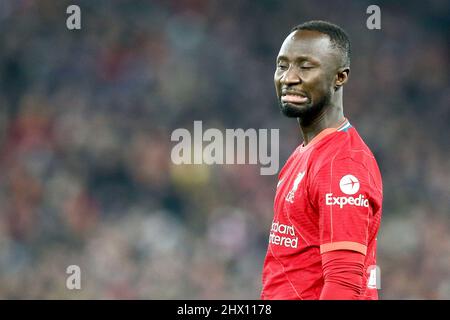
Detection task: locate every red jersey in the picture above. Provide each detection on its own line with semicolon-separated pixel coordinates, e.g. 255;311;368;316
261;119;383;300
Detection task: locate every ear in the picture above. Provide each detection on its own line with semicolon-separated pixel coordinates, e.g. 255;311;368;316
334;67;350;91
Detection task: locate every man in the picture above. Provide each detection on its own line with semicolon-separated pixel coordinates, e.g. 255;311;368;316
260;21;382;300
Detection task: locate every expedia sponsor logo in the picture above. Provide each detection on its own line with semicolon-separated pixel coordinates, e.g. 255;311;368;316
339;174;360;195
325;193;369;209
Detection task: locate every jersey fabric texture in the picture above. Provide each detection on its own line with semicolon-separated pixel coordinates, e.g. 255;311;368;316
261;119;382;300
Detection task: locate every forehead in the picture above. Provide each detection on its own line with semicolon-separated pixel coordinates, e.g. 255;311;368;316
277;30;335;62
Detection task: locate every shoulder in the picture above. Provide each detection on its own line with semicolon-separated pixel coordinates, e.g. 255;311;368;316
309;127;381;180
278;144;303;179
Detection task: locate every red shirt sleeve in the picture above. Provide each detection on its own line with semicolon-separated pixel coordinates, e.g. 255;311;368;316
320;250;365;300
309;154;382;255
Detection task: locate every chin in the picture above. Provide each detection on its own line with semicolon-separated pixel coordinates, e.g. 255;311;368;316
279;102;310;118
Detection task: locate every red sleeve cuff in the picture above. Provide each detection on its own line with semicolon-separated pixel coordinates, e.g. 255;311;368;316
320;241;367;255
320;250;365;300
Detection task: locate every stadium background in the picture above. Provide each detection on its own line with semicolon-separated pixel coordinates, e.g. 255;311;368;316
0;0;448;299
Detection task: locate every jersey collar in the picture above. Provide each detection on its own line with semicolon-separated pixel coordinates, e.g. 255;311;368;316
299;118;350;152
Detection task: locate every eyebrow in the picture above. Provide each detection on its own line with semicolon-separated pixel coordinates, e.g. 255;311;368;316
276;55;319;64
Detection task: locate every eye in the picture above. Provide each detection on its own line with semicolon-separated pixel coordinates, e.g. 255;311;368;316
277;61;288;70
300;65;314;70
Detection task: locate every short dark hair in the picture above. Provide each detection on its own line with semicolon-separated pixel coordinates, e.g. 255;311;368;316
291;20;351;67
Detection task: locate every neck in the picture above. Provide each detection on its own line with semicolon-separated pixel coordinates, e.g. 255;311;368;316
298;91;345;146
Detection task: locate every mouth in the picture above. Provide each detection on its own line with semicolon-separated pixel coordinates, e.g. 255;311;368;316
281;92;309;104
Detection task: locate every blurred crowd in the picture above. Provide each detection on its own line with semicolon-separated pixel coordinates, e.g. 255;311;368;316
0;0;449;299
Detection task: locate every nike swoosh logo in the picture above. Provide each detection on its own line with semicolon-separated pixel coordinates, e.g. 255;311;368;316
277;178;284;188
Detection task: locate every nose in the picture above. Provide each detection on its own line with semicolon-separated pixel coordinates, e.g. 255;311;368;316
280;66;301;85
